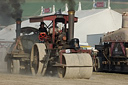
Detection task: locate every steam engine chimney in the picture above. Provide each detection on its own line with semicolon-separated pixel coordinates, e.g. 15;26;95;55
122;12;128;28
68;10;75;41
16;18;21;39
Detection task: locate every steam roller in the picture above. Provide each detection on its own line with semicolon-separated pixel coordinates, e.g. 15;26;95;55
29;10;93;79
30;43;92;78
58;53;92;79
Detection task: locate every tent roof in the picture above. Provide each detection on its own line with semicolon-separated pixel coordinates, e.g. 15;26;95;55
75;9;106;19
74;8;122;43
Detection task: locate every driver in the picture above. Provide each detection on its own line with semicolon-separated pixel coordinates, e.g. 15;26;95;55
39;22;48;34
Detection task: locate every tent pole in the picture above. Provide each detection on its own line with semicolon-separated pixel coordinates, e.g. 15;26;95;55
93;0;96;9
78;2;82;11
108;0;111;9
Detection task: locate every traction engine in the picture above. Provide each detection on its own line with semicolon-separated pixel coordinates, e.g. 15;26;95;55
94;12;128;72
6;11;93;79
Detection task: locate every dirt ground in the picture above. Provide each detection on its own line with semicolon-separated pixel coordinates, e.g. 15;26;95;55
0;72;127;85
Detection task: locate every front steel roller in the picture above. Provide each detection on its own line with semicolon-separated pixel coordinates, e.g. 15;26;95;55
30;43;46;75
58;53;93;79
7;59;20;74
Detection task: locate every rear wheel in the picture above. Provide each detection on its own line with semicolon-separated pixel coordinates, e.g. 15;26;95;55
93;57;103;72
30;43;46;75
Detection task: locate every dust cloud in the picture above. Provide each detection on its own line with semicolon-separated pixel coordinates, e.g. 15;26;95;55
0;0;25;72
0;43;13;72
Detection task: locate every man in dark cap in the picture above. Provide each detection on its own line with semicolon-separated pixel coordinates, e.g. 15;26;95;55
39;22;48;34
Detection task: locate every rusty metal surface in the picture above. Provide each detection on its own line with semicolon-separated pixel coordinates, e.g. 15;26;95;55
29;14;78;23
103;28;128;42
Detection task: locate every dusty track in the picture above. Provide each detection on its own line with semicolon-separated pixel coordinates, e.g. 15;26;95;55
0;72;127;85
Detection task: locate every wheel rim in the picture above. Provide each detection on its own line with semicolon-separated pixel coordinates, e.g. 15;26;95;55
32;46;39;74
30;43;46;75
58;55;66;78
94;58;98;71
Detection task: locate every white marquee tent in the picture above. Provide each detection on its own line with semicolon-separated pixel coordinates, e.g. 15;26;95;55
74;8;122;43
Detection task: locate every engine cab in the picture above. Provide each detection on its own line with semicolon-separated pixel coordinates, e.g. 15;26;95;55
29;13;79;49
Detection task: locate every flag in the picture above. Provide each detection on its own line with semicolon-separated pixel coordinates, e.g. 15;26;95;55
94;2;106;8
42;8;51;13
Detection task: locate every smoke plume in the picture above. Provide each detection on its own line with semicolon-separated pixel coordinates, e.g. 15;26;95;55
0;0;25;26
55;0;76;10
62;0;76;10
9;0;24;19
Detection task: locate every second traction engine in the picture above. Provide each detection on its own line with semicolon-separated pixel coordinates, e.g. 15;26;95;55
94;12;128;72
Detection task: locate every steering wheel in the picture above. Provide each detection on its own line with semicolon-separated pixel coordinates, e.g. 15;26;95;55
39;32;47;41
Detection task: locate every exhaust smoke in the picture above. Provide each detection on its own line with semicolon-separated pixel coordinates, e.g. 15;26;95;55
61;0;75;10
0;0;25;26
0;0;24;72
58;0;76;10
9;0;24;19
